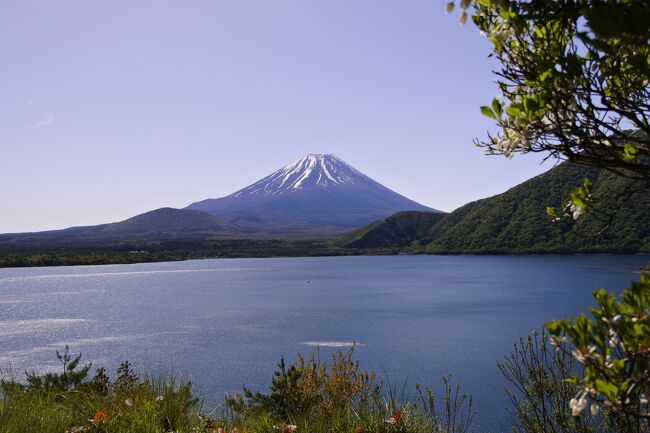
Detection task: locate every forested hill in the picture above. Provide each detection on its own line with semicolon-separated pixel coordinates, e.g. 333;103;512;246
341;162;650;254
339;211;446;249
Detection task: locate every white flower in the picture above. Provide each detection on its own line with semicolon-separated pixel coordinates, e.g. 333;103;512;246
125;397;133;407
287;425;298;432
572;348;587;363
569;395;587;416
569;398;578;413
155;395;164;401
570;204;586;220
590;403;600;416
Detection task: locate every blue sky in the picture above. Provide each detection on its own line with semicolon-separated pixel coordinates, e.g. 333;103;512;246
0;0;552;233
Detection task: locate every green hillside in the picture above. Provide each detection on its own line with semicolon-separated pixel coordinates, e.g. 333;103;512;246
339;211;446;249
86;207;237;236
342;162;650;254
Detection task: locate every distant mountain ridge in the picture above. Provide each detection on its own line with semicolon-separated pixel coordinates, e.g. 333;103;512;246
0;154;437;241
186;154;437;232
0;208;237;242
342;161;650;253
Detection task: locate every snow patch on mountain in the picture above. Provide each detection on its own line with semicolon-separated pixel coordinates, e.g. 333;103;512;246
232;154;368;197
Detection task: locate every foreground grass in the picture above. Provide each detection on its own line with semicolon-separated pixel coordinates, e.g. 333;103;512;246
0;380;200;433
0;347;473;433
0;352;202;433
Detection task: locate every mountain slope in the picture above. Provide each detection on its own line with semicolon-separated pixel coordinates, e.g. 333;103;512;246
342;162;650;253
340;211;446;249
83;208;236;237
187;154;437;232
0;208;236;243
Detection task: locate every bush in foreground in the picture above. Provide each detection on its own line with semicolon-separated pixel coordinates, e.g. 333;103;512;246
224;348;473;433
0;346;473;433
547;274;650;432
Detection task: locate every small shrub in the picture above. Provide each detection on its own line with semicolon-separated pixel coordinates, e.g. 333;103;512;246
547;275;650;431
225;346;474;433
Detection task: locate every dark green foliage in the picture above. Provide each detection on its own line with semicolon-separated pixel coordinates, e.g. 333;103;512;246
226;356;306;421
0;238;353;268
340;211;446;249
114;361;140;395
344;162;650;254
91;367;110;396
23;346;91;393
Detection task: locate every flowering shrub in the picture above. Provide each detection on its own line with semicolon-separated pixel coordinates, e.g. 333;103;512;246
547;274;650;430
459;0;650;183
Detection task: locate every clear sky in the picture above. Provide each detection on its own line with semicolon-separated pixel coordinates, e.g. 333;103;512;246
0;0;553;233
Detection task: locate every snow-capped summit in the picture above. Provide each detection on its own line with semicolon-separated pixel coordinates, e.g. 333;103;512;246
186;154;439;233
233;154;369;197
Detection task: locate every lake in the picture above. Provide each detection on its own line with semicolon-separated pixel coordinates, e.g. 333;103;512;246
0;255;647;432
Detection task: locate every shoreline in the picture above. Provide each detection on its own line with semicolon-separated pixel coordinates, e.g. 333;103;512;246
0;249;648;269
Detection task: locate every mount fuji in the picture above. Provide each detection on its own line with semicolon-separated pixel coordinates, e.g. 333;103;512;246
186;154;438;233
0;154;438;244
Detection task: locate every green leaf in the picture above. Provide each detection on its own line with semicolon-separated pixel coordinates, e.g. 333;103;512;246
570;193;586;209
480;105;498;120
594;379;619;400
621;143;638;160
506;106;522;117
545;320;564;336
491;98;503;118
523;96;539;114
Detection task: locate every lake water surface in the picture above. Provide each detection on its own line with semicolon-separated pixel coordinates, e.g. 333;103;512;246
0;255;647;432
